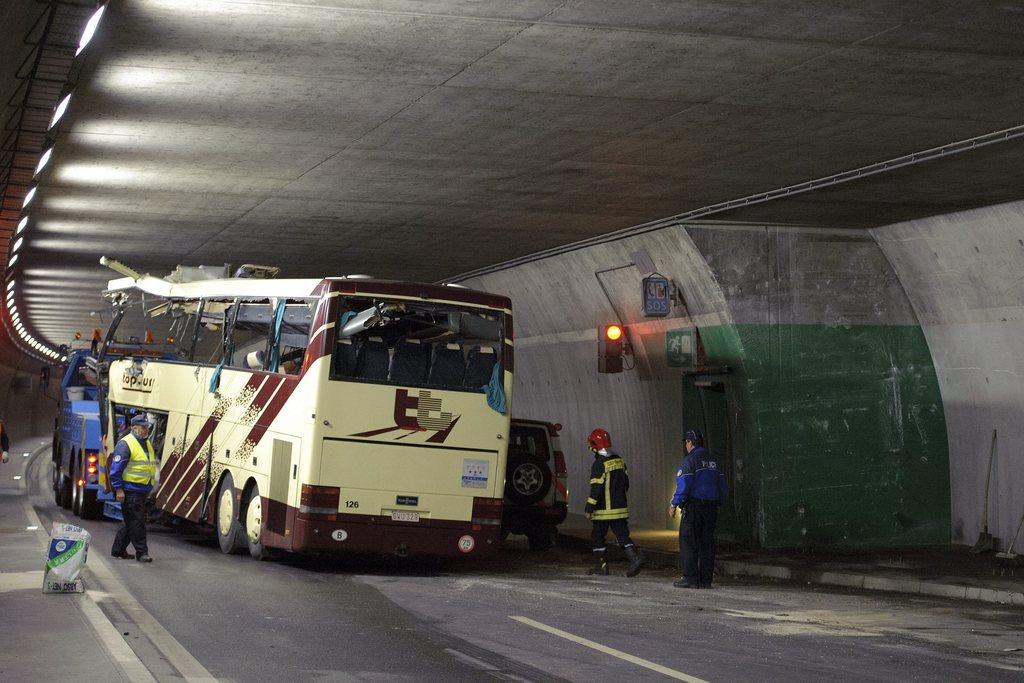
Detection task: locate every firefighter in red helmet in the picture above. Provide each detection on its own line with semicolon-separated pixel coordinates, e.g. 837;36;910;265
584;428;644;577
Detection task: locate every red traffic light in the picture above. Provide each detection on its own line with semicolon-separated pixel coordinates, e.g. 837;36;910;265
598;324;626;373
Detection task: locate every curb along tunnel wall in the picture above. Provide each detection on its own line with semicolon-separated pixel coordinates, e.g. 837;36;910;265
464;222;951;548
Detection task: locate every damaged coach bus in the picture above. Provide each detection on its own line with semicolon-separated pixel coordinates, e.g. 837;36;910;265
95;259;512;559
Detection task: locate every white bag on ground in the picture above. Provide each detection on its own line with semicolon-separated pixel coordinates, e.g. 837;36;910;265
43;522;91;593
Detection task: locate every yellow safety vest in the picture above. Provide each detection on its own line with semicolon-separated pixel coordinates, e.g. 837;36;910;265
121;433;157;485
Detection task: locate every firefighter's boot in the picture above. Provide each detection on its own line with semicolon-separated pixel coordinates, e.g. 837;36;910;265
588;550;609;575
624;545;645;577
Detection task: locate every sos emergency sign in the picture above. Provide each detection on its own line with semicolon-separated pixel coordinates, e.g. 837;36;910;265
642;274;671;317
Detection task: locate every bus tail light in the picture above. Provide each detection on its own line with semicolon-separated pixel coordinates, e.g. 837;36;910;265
300;484;340;515
471;497;502;526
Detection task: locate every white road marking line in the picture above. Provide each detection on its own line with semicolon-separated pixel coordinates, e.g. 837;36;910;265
20;447;154;682
510;616;707;683
78;589;158;683
0;570;44;592
85;555;218;681
27;445;217;682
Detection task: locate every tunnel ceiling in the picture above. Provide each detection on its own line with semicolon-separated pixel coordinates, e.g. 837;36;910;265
4;0;1024;351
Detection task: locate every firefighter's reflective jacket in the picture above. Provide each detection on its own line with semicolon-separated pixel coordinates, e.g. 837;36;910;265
584;449;629;521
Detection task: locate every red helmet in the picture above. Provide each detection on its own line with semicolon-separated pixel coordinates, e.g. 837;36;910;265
587;428;611;451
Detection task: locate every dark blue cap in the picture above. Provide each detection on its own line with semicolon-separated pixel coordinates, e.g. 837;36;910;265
130;414;151;426
683;429;704;446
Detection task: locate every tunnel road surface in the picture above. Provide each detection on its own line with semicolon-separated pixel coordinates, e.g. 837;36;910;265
23;447;1024;682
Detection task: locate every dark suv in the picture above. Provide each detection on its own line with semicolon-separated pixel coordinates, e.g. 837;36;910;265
502;419;568;550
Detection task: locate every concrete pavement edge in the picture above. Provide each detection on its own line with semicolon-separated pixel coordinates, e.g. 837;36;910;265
557;532;1024;607
20;442;157;682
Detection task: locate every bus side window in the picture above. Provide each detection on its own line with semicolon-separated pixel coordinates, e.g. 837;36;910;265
333;338;359;377
227;302;274;371
268;301;313;375
463;346;496;390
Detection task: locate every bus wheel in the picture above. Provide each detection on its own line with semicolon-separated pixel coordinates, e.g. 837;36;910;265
216;473;245;555
244;486;269;561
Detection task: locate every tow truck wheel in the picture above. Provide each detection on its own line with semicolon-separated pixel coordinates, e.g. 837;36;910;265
57;468;72;509
244;485;269;561
80;485;102;520
72;475;82;516
216;472;245;555
72;454;84;517
53;463;61;505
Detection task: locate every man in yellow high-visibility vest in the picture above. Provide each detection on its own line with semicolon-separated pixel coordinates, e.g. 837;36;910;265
109;414;157;563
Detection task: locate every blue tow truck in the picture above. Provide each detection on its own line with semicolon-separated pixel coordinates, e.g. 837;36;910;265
51;346;169;521
52;348;116;519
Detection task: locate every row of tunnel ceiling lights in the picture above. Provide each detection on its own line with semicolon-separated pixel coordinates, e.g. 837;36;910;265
7;4;108;364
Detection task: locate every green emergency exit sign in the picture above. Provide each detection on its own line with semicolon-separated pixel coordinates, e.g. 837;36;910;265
666;329;694;368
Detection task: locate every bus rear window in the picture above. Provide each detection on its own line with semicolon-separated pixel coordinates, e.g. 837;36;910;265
330;297;504;392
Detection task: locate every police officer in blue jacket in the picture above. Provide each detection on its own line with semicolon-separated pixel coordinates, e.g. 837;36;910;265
669;429;727;588
109;414;157;563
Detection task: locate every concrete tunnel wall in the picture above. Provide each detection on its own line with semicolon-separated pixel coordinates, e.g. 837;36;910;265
0;361;57;451
873;200;1024;549
463;222;951;548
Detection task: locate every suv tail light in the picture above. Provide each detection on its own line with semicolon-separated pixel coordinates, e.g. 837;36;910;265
553;451;568;502
300;484;340;515
471;497;502;526
553;451;567;478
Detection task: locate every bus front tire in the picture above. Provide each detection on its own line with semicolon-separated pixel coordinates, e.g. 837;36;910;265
216;473;245;555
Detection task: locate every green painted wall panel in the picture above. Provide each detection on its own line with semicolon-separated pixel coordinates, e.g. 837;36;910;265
696;322;950;547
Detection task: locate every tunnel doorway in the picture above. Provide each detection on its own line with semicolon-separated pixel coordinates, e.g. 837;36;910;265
681;376;740;542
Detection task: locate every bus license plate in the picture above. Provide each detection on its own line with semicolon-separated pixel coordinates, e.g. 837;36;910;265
391;511;420;523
